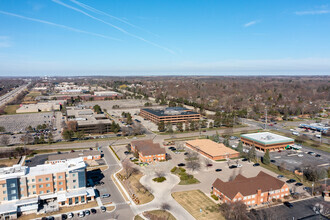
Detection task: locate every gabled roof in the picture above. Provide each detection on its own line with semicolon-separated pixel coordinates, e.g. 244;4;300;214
212;171;286;199
131;140;166;156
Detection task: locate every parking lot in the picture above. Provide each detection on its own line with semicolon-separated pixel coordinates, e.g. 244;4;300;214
269;148;330;172
0;112;54;133
254;196;328;219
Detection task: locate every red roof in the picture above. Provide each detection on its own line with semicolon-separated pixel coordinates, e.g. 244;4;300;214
212;171;286;199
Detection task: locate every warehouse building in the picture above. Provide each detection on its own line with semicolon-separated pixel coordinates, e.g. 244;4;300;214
16;101;64;113
185;139;240;160
140;107;201;124
240;132;294;152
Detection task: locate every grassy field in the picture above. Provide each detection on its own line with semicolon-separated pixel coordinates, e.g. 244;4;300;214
164;135;207;142
134;215;144;220
26;91;41;98
171;166;200;185
117;170;154;204
4;104;20;114
172;190;224;220
0;158;20;167
19;201;98;220
144;210;176;220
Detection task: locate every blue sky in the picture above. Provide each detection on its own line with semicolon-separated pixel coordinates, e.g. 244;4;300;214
0;0;330;76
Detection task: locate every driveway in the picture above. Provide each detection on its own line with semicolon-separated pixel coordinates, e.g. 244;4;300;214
134;173;195;220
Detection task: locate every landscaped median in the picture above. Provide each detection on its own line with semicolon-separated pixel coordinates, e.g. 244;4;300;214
116;170;154;204
171;166;199;185
172;190;224;220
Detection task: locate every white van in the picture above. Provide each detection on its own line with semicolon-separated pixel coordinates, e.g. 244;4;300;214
292;132;299;136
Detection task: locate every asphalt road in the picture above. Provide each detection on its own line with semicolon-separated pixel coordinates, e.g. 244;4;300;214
95;144;135;220
0;82;30;107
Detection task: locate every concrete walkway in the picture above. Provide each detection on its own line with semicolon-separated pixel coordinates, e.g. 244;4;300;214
132;173;195;220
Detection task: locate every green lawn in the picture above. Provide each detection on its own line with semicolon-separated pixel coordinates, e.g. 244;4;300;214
4;105;20;114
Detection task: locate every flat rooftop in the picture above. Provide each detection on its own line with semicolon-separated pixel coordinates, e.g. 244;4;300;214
241;132;294;145
67;108;111;126
48;150;100;161
185;139;239;157
141;107;200;117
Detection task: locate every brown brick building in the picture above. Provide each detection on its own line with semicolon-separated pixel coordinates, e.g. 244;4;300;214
131;140;166;163
140;107;201;124
212;171;290;207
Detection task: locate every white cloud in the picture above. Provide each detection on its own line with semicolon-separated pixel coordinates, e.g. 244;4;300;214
295;10;330;15
243;20;260;27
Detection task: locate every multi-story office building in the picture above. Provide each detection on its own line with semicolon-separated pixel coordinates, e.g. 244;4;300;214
0;158;95;219
66;108;112;134
140;107;201;124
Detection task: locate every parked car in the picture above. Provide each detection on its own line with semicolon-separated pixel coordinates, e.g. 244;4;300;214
78;211;85;218
253;163;260;167
295;182;303;186
85;210;90;216
286;179;296;183
91;209;97;214
207;164;213;167
124;151;130;155
101;194;111;198
283;201;293;208
101;206;107;212
315;154;321;157
270;160;276;163
67;213;73;219
61;214;67;219
242;158;248;161
25;160;31;163
229;165;237;169
237;164;242;168
298;154;304;157
215;169;222;172
178;163;185;167
184;152;189;155
277;175;284;178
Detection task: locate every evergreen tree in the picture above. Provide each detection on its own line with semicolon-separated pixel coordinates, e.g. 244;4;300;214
176;122;183;132
263;149;270;165
248;144;256;162
237;141;243;153
158;121;165;132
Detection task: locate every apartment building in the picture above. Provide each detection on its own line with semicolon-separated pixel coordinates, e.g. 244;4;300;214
240;132;294;152
131;140;166;163
140;107;201;124
212;171;290;207
0;158;95;219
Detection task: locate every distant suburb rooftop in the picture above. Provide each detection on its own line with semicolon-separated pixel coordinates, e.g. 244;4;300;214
240;132;294;152
140;107;201;124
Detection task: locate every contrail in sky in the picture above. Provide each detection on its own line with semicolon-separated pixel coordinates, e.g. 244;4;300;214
0;10;120;41
70;0;159;37
52;0;175;54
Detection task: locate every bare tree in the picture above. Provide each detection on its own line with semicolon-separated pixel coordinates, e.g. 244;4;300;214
122;160;138;179
219;201;250;220
0;135;10;146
